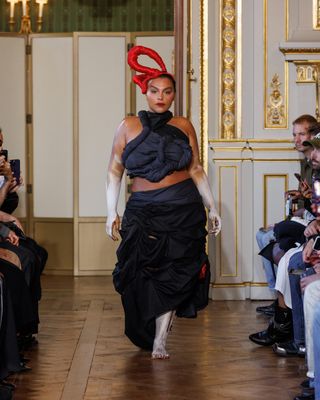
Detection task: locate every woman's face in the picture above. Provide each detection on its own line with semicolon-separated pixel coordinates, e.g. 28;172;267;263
145;77;175;113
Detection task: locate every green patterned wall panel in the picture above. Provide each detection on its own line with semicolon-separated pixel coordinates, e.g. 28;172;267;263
0;0;174;33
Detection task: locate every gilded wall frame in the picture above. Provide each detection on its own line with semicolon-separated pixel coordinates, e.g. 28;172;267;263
219;0;241;139
313;0;320;30
200;0;208;167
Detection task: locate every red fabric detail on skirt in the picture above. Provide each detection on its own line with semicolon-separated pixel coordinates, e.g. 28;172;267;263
199;263;207;280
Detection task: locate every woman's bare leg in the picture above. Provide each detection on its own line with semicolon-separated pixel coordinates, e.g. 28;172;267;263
152;311;174;359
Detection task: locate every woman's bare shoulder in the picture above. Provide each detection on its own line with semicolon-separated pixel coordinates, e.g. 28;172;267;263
116;116;141;135
120;116;140;128
169;116;195;136
116;116;142;143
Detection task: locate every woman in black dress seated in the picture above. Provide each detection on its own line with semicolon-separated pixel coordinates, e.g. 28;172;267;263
106;46;221;359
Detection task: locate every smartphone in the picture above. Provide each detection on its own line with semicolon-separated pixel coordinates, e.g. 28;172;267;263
313;179;320;216
313;236;320;251
0;149;8;161
9;159;20;183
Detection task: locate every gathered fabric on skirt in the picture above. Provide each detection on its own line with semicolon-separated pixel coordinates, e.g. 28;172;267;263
113;178;210;350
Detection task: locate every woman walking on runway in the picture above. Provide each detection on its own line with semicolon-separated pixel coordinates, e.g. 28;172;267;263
106;45;221;359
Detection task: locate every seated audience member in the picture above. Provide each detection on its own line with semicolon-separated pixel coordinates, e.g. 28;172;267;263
314;305;320;400
272;235;313;357
0;127;47;397
0;129;47;340
250;248;297;346
292;276;320;400
273;134;320;358
0;126;48;354
250;130;320;349
0;223;34;399
272;169;320;356
0;259;36;368
0;210;47;338
0;128;21;211
256;115;317;317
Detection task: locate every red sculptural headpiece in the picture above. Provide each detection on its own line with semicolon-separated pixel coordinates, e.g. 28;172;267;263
127;45;175;94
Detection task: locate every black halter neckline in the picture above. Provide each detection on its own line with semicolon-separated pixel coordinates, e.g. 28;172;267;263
145;110;173;131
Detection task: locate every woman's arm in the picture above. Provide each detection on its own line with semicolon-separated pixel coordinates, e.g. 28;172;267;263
0;223;19;246
180;118;221;236
0;210;23;231
106;120;127;241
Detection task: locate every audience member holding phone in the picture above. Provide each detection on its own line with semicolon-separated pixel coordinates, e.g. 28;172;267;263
285;173;313;219
251;116;320;358
286;173;312;200
255;115;318;304
0;128;23;215
0;127;49;388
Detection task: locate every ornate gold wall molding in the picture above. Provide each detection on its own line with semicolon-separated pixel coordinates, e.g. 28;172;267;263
295;63;318;83
294;61;320;121
186;0;193;121
313;0;320;30
280;47;320;55
200;0;208;168
266;73;286;126
220;0;240;139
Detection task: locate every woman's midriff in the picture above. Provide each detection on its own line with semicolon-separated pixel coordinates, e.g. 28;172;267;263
131;170;191;192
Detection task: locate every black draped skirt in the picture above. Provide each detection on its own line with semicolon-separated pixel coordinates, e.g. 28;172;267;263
113;179;210;350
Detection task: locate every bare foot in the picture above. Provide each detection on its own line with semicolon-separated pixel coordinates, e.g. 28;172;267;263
151;340;170;359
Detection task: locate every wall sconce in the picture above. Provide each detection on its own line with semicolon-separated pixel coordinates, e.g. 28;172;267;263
6;0;49;34
7;0;19;31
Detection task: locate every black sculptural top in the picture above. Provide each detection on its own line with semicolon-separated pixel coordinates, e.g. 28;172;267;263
121;110;192;183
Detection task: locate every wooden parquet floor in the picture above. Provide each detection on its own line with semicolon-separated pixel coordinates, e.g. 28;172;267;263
8;275;306;400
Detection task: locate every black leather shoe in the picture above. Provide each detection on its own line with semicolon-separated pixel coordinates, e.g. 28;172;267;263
300;379;314;390
272;340;305;357
293;392;314;400
256;301;276;316
249;328;275;346
249;318;292;346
